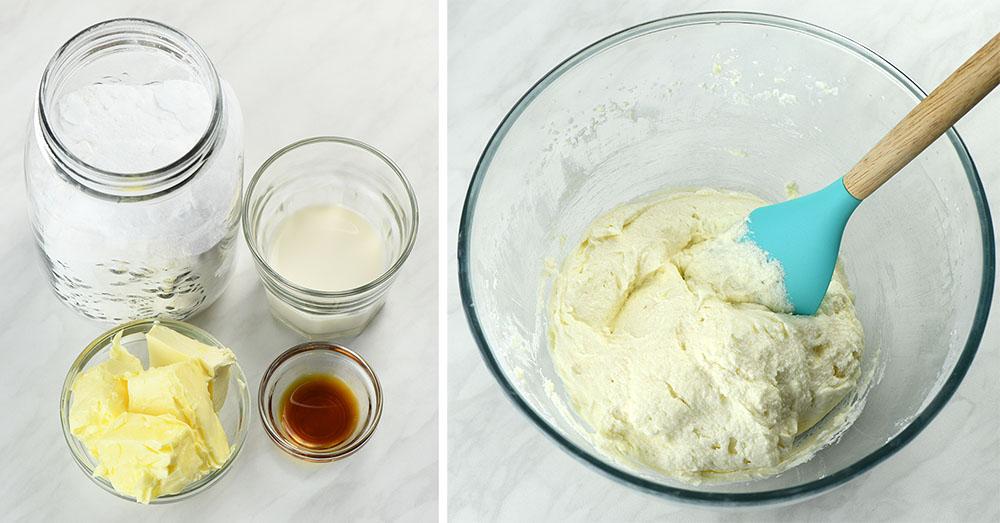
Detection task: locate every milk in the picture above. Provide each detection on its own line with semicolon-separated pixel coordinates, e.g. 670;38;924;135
270;205;386;292
265;204;388;339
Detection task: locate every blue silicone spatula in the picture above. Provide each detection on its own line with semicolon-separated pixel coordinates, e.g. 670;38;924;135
744;32;1000;315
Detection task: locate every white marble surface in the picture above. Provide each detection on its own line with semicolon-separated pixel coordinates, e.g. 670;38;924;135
447;1;999;521
0;0;437;520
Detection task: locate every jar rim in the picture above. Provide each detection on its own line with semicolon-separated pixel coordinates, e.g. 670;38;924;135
242;136;420;306
37;18;224;198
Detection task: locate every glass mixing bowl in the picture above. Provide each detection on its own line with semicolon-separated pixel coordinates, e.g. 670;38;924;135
458;12;993;505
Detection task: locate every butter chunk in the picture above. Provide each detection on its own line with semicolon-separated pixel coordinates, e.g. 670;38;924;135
126;360;231;467
88;412;206;504
146;324;236;411
106;331;143;374
69;331;142;440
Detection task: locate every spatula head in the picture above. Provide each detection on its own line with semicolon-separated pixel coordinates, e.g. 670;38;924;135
743;178;861;315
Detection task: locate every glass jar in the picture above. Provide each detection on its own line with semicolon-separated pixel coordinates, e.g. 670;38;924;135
25;18;243;323
243;137;418;339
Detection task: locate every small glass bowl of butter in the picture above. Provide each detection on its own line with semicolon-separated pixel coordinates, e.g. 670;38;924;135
258;342;383;462
59;319;250;504
243;136;419;339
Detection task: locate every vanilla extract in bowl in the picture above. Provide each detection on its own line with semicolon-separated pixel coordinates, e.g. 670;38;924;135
280;373;360;449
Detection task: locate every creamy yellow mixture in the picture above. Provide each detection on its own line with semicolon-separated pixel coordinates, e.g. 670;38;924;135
549;188;864;483
69;325;236;503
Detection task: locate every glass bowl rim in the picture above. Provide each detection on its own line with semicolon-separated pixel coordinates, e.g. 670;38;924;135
59;318;251;504
456;10;995;505
257;341;384;462
242;135;420;299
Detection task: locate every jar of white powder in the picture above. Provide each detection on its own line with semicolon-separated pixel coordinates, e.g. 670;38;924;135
25;18;243;322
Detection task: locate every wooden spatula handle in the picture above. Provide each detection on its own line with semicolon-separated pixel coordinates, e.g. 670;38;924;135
843;32;1000;200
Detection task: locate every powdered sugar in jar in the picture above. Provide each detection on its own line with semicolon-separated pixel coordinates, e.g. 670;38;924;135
25;18;243;322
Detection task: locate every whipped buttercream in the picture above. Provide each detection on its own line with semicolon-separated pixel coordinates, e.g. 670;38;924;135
549;188;864;483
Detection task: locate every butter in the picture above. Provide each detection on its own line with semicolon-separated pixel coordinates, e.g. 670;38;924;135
146;324;236;410
68;332;141;440
88;413;204;504
69;325;235;503
127;360;231;467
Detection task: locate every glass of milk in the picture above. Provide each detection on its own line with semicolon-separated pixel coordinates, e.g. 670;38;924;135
243;136;418;339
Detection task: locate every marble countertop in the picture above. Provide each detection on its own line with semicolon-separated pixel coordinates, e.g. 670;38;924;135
0;0;437;520
447;1;999;521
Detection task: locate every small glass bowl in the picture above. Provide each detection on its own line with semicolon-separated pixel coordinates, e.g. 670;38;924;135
243;136;419;340
59;318;250;504
258;342;382;462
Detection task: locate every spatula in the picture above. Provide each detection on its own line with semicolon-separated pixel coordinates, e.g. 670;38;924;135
744;32;1000;315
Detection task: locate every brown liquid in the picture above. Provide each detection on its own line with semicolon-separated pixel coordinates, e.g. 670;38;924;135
280;374;359;449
